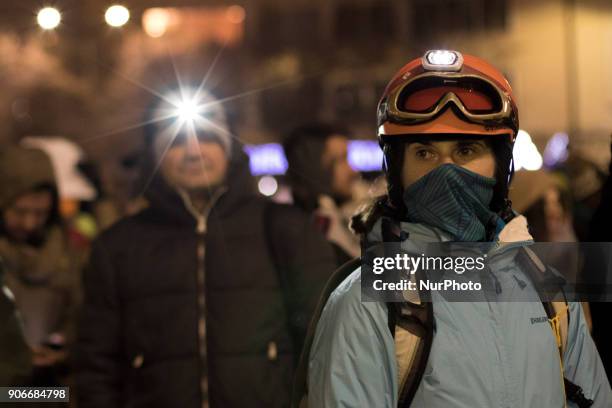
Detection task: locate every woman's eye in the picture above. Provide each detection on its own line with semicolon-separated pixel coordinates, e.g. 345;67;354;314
415;149;435;160
458;147;474;156
456;144;482;157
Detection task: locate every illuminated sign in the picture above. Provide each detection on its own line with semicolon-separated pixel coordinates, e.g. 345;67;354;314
543;132;569;168
244;143;288;176
348;140;383;172
244;140;384;176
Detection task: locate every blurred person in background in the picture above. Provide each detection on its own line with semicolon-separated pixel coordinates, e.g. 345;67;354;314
509;169;576;243
76;90;337;408
561;154;607;241
91;151;151;229
283;123;361;264
0;145;82;387
22;137;99;250
582;133;612;382
510;169;592;330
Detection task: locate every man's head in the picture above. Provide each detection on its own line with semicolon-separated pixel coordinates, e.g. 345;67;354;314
0;146;58;244
284;123;359;210
155;132;229;193
146;90;232;193
377;50;518;216
321;134;358;200
2;187;54;244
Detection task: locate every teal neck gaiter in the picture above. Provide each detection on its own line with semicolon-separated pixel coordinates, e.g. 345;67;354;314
402;163;502;242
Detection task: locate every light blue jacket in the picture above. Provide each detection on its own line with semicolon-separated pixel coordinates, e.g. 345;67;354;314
308;221;612;407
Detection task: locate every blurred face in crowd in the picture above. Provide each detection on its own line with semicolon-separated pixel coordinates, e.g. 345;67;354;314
3;190;53;243
321;135;359;201
156;132;229;192
401;138;496;188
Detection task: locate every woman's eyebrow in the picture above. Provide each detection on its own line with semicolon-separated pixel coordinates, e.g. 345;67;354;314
407;140;433;146
458;139;485;145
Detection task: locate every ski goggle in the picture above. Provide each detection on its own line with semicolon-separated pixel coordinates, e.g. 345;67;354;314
383;72;518;133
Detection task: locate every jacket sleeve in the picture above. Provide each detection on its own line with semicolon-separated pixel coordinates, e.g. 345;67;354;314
563;301;612;407
308;271;397;408
266;204;338;353
0;273;32;386
75;238;122;407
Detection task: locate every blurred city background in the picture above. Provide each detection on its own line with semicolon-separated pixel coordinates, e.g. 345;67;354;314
0;0;610;205
0;1;611;403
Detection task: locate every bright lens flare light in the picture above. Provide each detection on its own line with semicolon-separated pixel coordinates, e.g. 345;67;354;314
163;89;225;133
175;97;201;124
105;5;130;27
37;7;61;30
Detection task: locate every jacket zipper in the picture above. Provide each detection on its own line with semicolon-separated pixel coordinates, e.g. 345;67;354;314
178;187;226;408
196;234;207;408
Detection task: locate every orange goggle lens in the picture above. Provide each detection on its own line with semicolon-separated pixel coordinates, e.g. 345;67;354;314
400;76;502;114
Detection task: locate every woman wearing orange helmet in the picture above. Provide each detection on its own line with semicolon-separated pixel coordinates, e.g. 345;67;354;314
302;51;611;407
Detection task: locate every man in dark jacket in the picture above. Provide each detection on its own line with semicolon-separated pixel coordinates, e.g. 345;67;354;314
76;90;337;407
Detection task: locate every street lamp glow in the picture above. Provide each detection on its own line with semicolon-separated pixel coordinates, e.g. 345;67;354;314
258;176;278;197
37;7;61;30
105;5;130;27
226;5;246;24
142;8;171;38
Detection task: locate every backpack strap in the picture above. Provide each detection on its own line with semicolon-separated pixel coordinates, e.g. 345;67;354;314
290;257;362;408
518;247;594;408
517;247;570;354
378;218;435;407
389;298;434;407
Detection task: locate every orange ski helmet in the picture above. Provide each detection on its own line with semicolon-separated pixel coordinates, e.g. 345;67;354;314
377;50;518;142
376;50;518;217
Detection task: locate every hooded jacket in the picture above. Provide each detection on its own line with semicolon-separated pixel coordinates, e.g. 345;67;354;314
0;146;81;349
0;146;58;213
76;144;337;408
308;217;612;407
